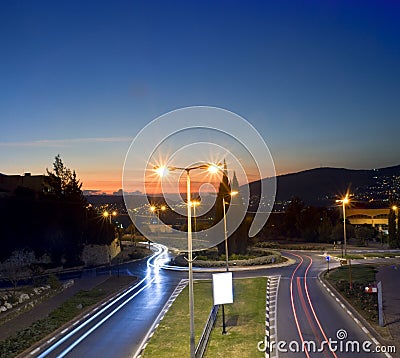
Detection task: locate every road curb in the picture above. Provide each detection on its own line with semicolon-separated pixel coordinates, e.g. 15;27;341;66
318;270;394;358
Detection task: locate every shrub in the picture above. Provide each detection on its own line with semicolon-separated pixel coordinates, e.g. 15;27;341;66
47;274;61;290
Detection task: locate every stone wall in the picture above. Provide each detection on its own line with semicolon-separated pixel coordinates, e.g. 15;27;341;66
81;238;121;266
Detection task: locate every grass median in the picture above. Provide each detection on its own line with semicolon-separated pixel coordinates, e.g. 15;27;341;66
142;277;267;358
325;264;378;322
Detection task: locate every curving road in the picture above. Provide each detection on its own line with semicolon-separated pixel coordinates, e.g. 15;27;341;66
275;252;388;358
33;244;185;358
30;249;394;357
196;251;392;357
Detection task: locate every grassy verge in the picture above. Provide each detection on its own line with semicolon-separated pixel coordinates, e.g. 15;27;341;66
325;265;378;323
142;281;214;357
142;277;267;358
331;252;400;260
205;277;266;358
0;276;137;357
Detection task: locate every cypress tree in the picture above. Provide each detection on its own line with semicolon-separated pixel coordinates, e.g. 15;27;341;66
215;160;231;255
388;208;397;248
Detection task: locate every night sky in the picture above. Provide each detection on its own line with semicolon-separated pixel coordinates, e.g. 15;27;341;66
1;0;399;193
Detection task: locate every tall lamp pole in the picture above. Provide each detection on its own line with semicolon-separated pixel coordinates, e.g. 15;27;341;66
154;163;221;358
150;205;166;249
393;205;398;233
337;195;352;289
336;195;350;257
191;200;200;232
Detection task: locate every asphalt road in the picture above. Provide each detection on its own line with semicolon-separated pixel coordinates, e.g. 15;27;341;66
32;249;394;358
34;244;185;358
196;251;392;357
275;252;387;358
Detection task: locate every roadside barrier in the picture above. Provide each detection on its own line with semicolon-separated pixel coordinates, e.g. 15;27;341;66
195;304;219;358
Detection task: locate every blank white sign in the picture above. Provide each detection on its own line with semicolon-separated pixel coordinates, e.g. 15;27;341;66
212;272;233;305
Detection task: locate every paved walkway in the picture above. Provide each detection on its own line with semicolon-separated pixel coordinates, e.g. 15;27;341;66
376;263;400;347
0;275;108;342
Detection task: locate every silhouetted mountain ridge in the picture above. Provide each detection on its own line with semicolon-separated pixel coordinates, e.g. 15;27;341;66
248;164;400;207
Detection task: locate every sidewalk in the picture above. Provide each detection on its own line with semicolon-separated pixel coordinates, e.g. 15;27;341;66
376;263;400;346
0;275;108;342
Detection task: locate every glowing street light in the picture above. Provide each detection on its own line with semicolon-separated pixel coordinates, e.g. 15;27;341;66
150;204;166;216
336;195;350;257
103;210;117;224
393;205;398;236
154;162;221;358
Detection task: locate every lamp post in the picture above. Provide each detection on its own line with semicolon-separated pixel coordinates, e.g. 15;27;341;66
393;205;398;231
154;163;221;358
150;204;167;218
336;195;349;257
103;210;117;224
222;191;239;272
149;205;166;249
191;200;200;232
103;210;117;275
336;195;352;289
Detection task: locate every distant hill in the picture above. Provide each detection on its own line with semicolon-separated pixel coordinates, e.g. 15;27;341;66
248;164;400;207
85;165;400;210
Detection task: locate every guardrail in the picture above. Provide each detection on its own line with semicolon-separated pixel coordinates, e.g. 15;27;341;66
195;304;219;358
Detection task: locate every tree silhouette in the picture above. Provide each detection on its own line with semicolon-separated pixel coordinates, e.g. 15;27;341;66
215;160;231;255
388;207;397;248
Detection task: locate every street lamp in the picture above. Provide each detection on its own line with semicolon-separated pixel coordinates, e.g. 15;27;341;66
103;210;117;275
336;195;350;257
336;195;353;289
393;205;398;244
150;204;167;219
149;205;167;249
103;210;117;224
222;191;239;272
392;205;398;228
154;163;221;358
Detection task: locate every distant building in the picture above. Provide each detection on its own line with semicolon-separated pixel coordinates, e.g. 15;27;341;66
0;172;45;195
346;208;390;229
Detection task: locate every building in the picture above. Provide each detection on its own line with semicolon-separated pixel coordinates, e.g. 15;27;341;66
0;173;45;195
346;208;390;229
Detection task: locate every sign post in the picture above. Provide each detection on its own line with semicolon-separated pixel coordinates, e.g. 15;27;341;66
212;272;233;335
326;255;330;273
377;281;384;327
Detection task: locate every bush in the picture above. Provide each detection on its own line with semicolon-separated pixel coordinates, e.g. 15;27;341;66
173;250;282;268
47;274;61;290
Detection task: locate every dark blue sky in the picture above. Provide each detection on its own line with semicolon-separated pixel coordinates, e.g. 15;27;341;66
1;0;399;192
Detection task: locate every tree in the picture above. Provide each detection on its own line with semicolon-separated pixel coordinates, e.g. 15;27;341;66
317;214;333;243
215;160;231;255
0;155;114;268
283;197;305;237
331;221;355;244
388;208;398;248
65;170;85;205
1;250;35;293
128;223;137;246
45;155;85;204
354;225;376;246
45;154;72;198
